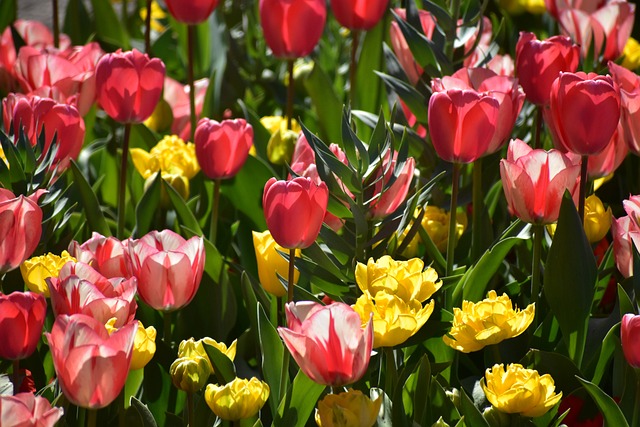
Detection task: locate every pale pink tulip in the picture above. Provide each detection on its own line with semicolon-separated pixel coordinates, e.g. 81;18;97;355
68;232;131;279
0;392;63;427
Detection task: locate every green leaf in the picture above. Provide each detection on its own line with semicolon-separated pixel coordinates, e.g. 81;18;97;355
89;0;130;49
222;155;272;230
127;396;158;427
257;304;284;415
591;322;620;386
522;349;582;395
133;172;161;237
576;376;629;427
163;180;203;234
69;160;112;236
0;0;16;32
275;370;326;427
202;342;236;385
375;72;427;124
412;355;431;425
63;0;92;44
303;62;342;144
460;388;490;427
355;20;386;115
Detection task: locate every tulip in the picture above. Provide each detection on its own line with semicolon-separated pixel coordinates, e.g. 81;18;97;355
622;37;640;70
170;338;212;393
252;230;300;297
194;118;254;179
261;116;301;136
515;32;580;105
205;378;270;420
609;61;640;155
587;123;628;178
0;392;64;427
131;134;200;180
20;251;76;297
486;54;516;77
621;313;640;368
106;319;156;370
389;9;437;84
0;189;45;274
330;0;389;30
500;139;581;224
13;47;81;101
259;0;327;58
165;0;219;25
481;364;562;417
368;153;415;219
315;389;382;427
611;215;640;278
278;302;373;386
196;337;237;373
583;195;612;243
67;232;131;279
128;230;205;312
0;291;47;360
263;177;329;249
94;49;165;124
418;206;467;253
159;76;208;140
45;314;136;409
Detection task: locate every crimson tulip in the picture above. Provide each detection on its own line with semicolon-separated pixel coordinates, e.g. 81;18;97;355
389;9;437;84
128;230;205;312
195;118;254;179
515;33;580;105
259;0;327;58
45;314;136;409
369;153;415;219
547;72;620;156
0;392;64;427
0;291;46;360
277;301;373;386
622;313;640;368
500;139;581;224
68;232;131;279
165;0;219;25
0;189;44;274
94;49;165;124
263;177;329;249
609;61;640;155
330;0;389;30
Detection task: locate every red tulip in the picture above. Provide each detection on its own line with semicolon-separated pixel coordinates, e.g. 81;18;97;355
0;189;44;273
263;177;329;249
259;0;327;58
94;49;165;124
389;9;437;84
128;230;205;312
0;392;64;427
547;72;620;156
195;118;254;179
500;139;581;224
163;76;208;141
609;61;640;155
165;0;219;25
330;0;389;30
622;314;640;368
277;301;373;386
369;153;415;219
587;123;628;178
427;88;500;163
45;314;136;409
515;32;580;105
48;262;137;327
0;291;46;360
68;232;131;279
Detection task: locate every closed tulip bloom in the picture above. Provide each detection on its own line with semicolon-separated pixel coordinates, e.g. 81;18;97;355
170;338;212;393
587;123;628;178
428;89;500;163
165;0;219;25
609;61;640;155
105;319;156;371
515;33;580;105
420;206;467;253
20;251;76;297
330;0;389;30
278;302;373;386
259;0;326;58
263;177;329;249
481;364;562;418
0;291;46;360
205;378;270;420
315;389;382;427
369;154;415;219
128;230;205;312
68;232;131;279
583;195;612;243
500;139;581;224
0;189;44;274
389;9;437;84
195;118;253;179
621;313;640;368
196;337;237;373
95;49;165;124
0;392;64;427
252;230;300;297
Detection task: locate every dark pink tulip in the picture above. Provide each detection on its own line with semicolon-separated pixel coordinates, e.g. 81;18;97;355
94;49;165;124
165;0;219;25
515;32;580;106
0;189;44;273
263;177;329;249
195;118;254;179
163;76;208;141
622;313;640;368
0;392;64;427
427;88;500;163
68;232;131;279
277;301;373;386
331;0;389;30
609;62;640;155
128;230;205;312
369;153;415;219
389;9;437;84
0;292;46;360
45;314;136;409
547;72;620;156
259;0;327;58
587;123;628;178
500;139;581;224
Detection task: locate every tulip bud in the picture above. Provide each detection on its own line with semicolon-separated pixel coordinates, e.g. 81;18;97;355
252;230;300;297
196;337;237;373
20;251;77;297
144;171;190;207
482;406;512;427
431;417;451;427
330;0;389;30
622;314;640;368
260;116;300;136
623;37;640;70
205;378;270;420
0;291;47;360
165;0;219;25
267;128;298;165
315;389;382;427
170;339;212;393
194;118;254;179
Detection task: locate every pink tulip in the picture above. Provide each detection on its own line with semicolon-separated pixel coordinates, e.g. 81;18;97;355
330;0;389;30
195;118;254;179
400;99;427;138
13;47;80;98
94;49;165;124
486;54;516;77
515;32;580;106
622;313;640;368
165;0;219;25
13;19;71;50
277;301;373;386
68;232;131;279
163;76;208;141
259;0;327;58
0;392;64;427
500;139;581;224
463;17;494;68
45;314;136;409
545;0;605;19
263;177;329;249
0;27;18;94
0;292;46;360
547;72;620;156
0;189;44;273
427;88;500;163
587;123;628;178
609;62;640;155
48;262;137;327
128;230;205;312
389;9;437;84
611;215;640;278
369;153;415;219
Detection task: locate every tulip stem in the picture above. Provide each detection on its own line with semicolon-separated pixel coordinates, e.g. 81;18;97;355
52;0;60;48
531;224;543;320
491;344;502;365
471;158;483;261
163;311;173;347
384;347;397;393
349;30;360;106
187;24;197;144
144;0;152;54
87;409;97;427
187;392;195;426
121;0;128;28
286;59;295;130
534;107;543;150
578;156;588;223
445;0;461;60
287;248;296;303
12;360;19;394
117;123;132;239
446;163;461;277
210;179;221;245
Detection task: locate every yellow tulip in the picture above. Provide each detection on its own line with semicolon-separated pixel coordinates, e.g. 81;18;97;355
139;0;167;33
623;37;640;70
252;230;300;297
422;206;467;253
170;338;212;393
443;290;534;353
104;319;156;370
20;251;77;297
481;363;562;418
205;377;270;420
130;134;200;180
315;389;382;427
266;128;298;165
260;116;300;136
195;337;237;373
547;194;611;244
144;171;190;204
143;98;173;133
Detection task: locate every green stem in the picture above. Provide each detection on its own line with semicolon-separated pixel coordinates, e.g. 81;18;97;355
384;347;397;394
12;360;19;394
52;0;60;48
286;59;295;130
121;0;128;27
287;248;296;303
87;409;97;427
491;344;502;365
349;30;360;106
187;24;197;143
78;407;86;427
444;0;461;60
117;123;132;239
144;0;152;54
531;224;543;324
578;156;588;223
187;392;195;427
471;158;483;261
534;106;543;150
163;310;173;347
446;163;461;277
209;179;221;244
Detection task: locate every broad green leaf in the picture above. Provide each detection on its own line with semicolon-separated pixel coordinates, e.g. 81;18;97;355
412;355;431;425
201;11;228;118
303;62;342;144
0;0;16;32
355;19;386;116
133;172;161;237
63;0;92;44
203;342;236;385
163;180;203;234
89;0;130;49
126;396;158;427
257;304;284;415
69;160;112;236
522;349;582;395
222;155;271;230
275;370;325;427
460;388;490;427
375;72;428;124
576;377;629;427
591;322;620;386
